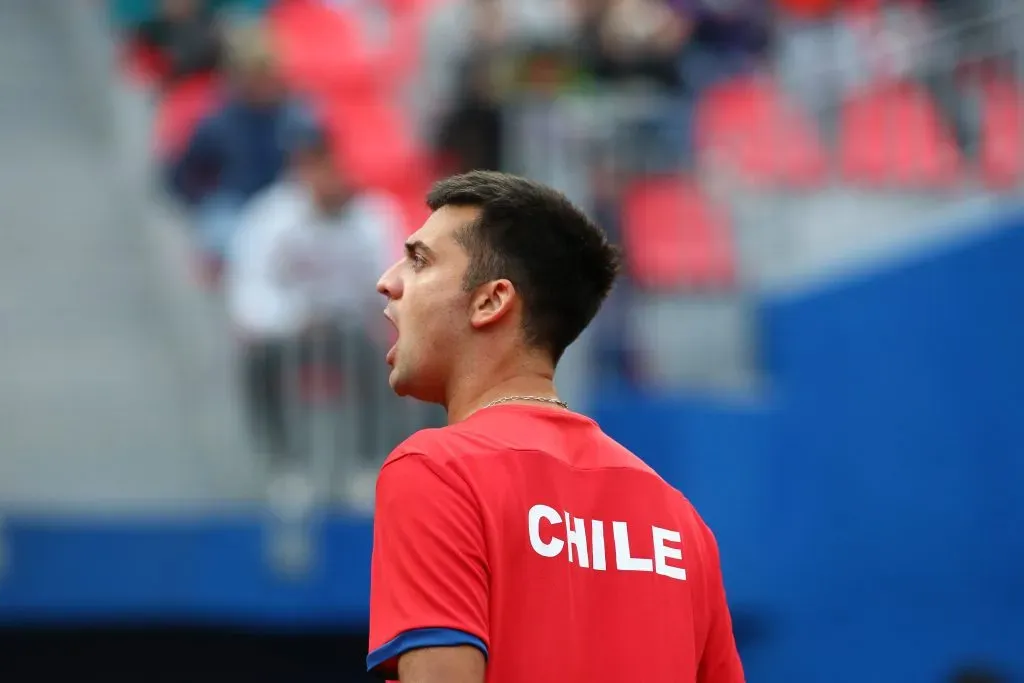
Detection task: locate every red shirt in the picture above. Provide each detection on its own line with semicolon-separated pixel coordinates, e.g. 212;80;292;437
367;404;744;683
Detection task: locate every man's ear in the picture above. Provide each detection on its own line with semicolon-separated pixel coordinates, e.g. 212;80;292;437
469;279;516;330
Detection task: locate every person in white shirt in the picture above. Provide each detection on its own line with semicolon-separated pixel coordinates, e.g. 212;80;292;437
227;124;400;467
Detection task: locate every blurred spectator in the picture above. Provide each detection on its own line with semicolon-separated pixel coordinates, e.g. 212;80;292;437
435;55;506;172
418;0;576;169
775;0;915;138
773;0;846;137
575;0;694;172
227;122;399;469
133;0;223;87
578;0;690;90
167;20;311;282
674;0;770;93
922;0;1021;159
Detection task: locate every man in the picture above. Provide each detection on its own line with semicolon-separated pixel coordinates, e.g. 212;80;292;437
168;21;310;284
416;0;575;147
227;118;399;474
367;171;744;683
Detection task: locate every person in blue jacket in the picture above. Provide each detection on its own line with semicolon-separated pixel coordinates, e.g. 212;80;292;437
167;21;316;281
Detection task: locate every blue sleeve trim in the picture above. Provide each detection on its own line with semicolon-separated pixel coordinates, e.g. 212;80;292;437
366;627;488;677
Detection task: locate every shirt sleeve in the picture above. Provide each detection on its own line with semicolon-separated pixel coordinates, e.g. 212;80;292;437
697;526;745;683
367;451;490;679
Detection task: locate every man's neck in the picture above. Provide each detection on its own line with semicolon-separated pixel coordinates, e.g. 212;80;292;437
445;360;560;424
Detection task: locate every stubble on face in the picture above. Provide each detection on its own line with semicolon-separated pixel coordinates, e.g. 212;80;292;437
383;206;480;404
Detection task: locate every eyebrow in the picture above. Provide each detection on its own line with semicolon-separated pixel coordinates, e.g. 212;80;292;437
404;240;436;259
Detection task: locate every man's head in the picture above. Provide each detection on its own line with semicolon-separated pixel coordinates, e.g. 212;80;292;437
224;22;283;106
376;171;620;404
287;125;349;210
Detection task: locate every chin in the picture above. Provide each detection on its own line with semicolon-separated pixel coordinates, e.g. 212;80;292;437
388;372;410;397
388;364;422;399
389;368;444;405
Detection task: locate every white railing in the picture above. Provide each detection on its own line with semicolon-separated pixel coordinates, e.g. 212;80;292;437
249;320;443;574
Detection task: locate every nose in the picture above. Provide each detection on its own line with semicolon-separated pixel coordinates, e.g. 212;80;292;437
376;259;403;299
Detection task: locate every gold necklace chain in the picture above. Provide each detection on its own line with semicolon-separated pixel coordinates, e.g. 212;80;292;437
484;395;568;410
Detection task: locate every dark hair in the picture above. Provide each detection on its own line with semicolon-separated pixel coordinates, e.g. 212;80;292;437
427;170;620;363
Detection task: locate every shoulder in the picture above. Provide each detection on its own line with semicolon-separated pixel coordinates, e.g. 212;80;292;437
376;428;494;511
248;181;306;220
381;422;510;474
235;183;305;244
382;426;465;468
273;179;308;205
593;428;663;477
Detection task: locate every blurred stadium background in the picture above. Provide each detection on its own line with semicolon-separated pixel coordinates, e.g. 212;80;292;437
0;0;1022;680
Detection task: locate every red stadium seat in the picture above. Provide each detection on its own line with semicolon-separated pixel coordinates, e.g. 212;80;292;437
267;0;377;97
153;74;220;159
839;81;962;188
119;40;169;86
379;0;437;13
376;0;455;85
326;96;427;192
622;177;735;290
979;77;1024;190
695;76;827;189
376;10;424;86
